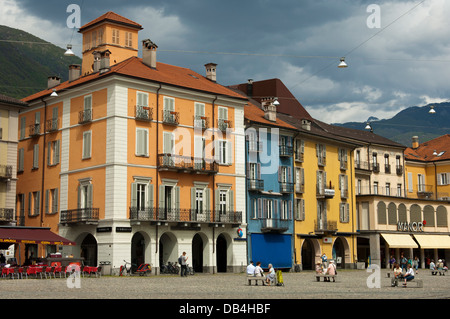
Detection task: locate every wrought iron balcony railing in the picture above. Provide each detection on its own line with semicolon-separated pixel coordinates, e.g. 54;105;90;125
135;105;153;121
0;208;15;222
46;119;59;132
157;154;218;174
261;218;290;233
0;165;13;180
29;124;41;137
247;179;264;191
163;110;179;125
280;182;294;193
79;109;92;124
60;208;99;224
129;207;242;225
279;145;293;157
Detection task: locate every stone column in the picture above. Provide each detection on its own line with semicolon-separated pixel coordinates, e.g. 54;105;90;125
369;233;381;267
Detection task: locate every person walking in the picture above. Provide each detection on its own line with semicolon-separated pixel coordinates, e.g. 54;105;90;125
321;253;328;269
179;252;188;277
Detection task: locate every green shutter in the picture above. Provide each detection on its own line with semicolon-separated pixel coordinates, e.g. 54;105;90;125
131;183;137;208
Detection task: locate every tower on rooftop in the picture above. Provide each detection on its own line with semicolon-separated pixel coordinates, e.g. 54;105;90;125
78;11;143;75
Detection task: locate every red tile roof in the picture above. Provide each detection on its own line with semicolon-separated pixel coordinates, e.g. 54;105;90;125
244;101;297;130
22;57;247;103
405;134;450;162
79;11;143;32
230;78;313;121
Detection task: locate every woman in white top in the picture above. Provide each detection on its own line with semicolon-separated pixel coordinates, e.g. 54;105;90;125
254;261;264;277
403;263;414;287
266;264;276;285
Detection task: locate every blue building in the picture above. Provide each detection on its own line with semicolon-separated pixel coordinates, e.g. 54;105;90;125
244;98;296;269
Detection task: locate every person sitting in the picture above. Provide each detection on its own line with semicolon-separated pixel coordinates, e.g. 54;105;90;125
403;264;415;287
325;260;337;282
315;261;323;274
437;259;445;276
254;262;265;285
246;261;256;276
266;264;276;285
392;263;403;286
430;259;437;275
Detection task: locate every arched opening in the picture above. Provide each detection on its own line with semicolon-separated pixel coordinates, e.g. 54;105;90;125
159;232;178;267
131;232;145;272
80;233;97;266
332;237;348;269
216;234;227;272
301;238;316;270
192;233;205;273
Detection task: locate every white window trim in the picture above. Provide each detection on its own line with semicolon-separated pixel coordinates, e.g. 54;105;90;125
82;130;92;160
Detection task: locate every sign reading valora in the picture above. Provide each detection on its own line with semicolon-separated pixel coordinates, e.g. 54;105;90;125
397;221;424;232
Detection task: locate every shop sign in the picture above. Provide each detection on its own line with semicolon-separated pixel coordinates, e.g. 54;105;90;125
397;221;424;232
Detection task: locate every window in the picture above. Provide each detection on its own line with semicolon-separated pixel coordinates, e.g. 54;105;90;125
281;200;292;220
216;188;233;214
136;128;149;156
195;188;204;213
163;131;175;155
45;188;58;214
339;174;348;198
112;29;120;44
385;183;391;196
316;144;326;166
339;148;348;169
265;199;273;220
408;172;413;192
438;173;450;186
82;131;92;159
78;182;93;209
219;190;227;214
397;184;402;197
163;97;177;124
194;103;206;128
18;148;24;172
47;140;60;166
32;144;39;169
218;140;231;165
295;167;305;192
83;95;92;122
340;203;350;223
316;170;327;195
218;106;229;131
20;117;26;140
252;199;258;219
29;191;40;216
373;181;379;195
125;32;133;47
357;179;362;195
418;174;425;192
131;180;153;213
294;139;305;162
355;150;361;167
295;199;305;221
384;154;390;173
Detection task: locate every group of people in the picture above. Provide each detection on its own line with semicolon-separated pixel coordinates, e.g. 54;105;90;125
246;261;277;285
429;259;447;276
315;255;337;282
392;262;415;287
389;254;420;273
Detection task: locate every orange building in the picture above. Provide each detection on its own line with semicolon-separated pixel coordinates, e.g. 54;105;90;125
17;12;248;274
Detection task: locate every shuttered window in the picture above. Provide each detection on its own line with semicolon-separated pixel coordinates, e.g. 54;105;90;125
136;128;149;156
82;131;92;159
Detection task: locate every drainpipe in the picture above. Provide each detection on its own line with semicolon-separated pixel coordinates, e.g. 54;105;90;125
155;84;162;260
40;98;48;228
212;95;217;274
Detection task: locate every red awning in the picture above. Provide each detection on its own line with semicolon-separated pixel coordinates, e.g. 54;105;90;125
0;227;76;246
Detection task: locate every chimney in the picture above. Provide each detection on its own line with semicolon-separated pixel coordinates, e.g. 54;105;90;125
92;51;101;73
142;39;158;69
261;97;277;122
99;50;111;73
47;76;61;89
247;79;254;97
205;63;217;82
301;119;311;131
412;136;419;149
69;64;81;82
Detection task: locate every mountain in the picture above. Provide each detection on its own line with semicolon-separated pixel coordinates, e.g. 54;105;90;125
333;103;450;147
0;25;81;99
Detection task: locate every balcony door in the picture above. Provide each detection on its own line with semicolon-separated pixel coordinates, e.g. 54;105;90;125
317;200;326;230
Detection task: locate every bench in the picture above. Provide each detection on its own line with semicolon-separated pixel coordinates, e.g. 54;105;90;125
392;277;423;288
430;270;447;276
315;273;337;282
246;275;266;286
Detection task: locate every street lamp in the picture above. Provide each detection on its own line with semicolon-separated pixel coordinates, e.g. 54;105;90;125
338;57;348;68
64;44;75;56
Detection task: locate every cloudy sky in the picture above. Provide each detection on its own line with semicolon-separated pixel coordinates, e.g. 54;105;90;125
1;0;450;124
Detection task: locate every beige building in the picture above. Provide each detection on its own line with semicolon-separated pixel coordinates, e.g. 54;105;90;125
0;94;27;225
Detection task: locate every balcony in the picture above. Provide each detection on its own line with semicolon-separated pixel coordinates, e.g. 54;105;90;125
295;183;304;194
135;105;153;122
279;145;293;157
194;116;209;130
417;184;434;199
129;207;242;226
29;124;41;137
248;179;264;192
157;154;218;175
314;220;337;234
218;119;232;131
280;182;294;194
396;165;403;175
163;110;179;125
46;119;59;132
0;165;13;180
317;186;335;199
60;208;99;224
385;164;391;174
0;208;15;223
372;163;380;173
78;109;92;124
261;218;290;233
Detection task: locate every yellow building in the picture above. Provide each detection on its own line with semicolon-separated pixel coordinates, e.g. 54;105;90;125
279;116;360;270
0;94;27;226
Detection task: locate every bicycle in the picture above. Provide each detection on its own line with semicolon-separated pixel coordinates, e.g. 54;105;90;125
119;260;133;276
186;264;195;276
